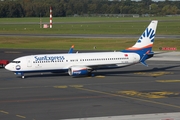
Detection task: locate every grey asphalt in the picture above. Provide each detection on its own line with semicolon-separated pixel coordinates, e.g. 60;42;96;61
0;49;180;120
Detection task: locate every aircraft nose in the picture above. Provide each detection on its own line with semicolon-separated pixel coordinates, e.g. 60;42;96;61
5;63;12;71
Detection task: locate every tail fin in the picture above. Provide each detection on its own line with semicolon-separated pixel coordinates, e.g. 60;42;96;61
122;20;158;66
125;20;158;52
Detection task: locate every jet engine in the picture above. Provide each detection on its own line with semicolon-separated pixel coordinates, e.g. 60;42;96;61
68;66;91;76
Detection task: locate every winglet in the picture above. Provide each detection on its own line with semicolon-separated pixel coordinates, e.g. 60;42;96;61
68;45;74;53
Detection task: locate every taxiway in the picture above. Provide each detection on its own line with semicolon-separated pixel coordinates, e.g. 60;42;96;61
0;49;180;120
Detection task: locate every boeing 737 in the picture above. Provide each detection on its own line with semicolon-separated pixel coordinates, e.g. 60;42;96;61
5;20;158;78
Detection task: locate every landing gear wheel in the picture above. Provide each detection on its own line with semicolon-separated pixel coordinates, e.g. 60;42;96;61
21;76;25;79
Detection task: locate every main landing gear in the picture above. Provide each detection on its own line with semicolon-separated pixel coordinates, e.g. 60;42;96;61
88;72;95;77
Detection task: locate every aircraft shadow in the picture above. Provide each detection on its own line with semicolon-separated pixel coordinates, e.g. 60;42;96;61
93;65;180;77
21;72;69;79
23;64;180;78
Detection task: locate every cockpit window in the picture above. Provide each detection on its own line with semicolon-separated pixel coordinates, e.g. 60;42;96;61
11;61;21;63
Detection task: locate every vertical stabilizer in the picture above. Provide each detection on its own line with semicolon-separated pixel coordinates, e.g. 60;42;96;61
125;20;158;51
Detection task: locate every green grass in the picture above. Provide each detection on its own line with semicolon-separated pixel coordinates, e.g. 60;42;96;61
0;17;180;35
0;17;179;50
0;16;180;23
0;36;179;51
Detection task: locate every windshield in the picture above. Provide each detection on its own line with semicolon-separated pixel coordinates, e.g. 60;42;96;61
11;61;21;63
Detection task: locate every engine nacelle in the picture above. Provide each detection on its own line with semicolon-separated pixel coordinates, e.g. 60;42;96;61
68;66;90;76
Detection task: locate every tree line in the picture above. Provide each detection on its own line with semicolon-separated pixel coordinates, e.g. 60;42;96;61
0;0;180;18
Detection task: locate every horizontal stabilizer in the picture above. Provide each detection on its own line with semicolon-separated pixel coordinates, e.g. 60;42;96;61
141;61;148;67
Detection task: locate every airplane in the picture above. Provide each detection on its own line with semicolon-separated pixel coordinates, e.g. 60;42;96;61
5;20;158;78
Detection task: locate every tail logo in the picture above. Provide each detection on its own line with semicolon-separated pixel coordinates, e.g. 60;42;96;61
138;28;155;43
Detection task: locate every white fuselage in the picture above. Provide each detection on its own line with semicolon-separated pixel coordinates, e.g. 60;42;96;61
5;52;140;73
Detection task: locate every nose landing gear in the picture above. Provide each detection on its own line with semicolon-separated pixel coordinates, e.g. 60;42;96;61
15;72;25;79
